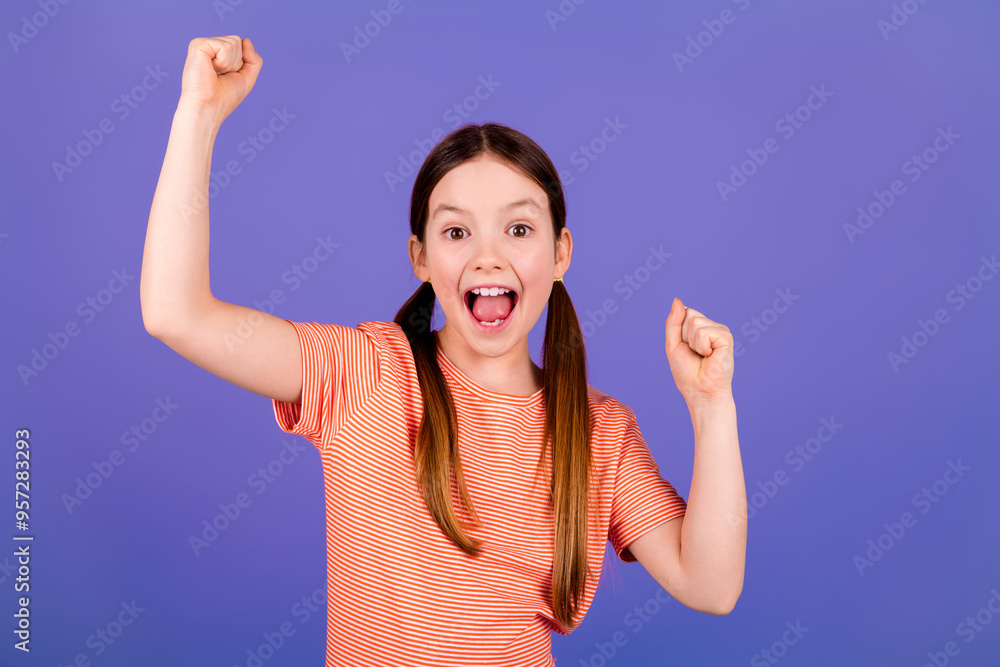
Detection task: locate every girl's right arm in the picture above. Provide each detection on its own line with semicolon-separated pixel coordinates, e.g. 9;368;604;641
140;36;303;405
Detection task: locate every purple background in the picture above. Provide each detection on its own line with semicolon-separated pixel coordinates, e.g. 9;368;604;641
3;0;999;665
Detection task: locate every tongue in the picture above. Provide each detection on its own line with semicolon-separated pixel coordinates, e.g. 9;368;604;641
472;293;514;322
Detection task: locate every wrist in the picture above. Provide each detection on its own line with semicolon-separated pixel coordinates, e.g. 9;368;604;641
174;99;225;131
684;390;735;413
687;392;737;439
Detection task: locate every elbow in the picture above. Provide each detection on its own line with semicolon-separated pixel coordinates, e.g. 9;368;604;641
678;579;742;616
707;598;737;616
142;313;159;338
139;274;173;339
140;305;165;339
144;321;164;340
141;301;175;340
139;280;210;339
705;585;743;616
140;292;183;339
139;284;161;337
673;590;741;616
692;598;736;617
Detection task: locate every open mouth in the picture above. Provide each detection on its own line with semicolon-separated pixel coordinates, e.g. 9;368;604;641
465;288;519;327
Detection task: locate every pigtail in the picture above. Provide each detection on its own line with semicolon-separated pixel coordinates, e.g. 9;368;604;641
540;277;594;631
395;281;484;555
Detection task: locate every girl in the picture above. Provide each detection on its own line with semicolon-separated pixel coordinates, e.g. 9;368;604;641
141;35;746;666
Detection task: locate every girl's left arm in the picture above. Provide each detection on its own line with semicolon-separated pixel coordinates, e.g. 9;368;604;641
627;297;746;615
680;390;745;614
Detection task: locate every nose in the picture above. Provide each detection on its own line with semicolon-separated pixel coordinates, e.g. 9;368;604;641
470;230;505;272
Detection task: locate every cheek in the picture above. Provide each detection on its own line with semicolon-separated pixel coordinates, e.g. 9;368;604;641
427;257;462;295
521;257;552;287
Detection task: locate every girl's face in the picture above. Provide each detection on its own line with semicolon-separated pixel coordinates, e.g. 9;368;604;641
409;154;571;355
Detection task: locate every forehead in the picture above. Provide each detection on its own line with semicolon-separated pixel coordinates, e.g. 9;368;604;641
427;155;547;219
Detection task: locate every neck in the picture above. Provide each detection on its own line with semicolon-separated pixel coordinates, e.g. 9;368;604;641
434;325;542;397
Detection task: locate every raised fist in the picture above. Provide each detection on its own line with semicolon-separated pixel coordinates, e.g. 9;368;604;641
179;35;263;123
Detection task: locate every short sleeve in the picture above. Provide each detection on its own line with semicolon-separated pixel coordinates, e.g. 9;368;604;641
608;407;687;563
271;320;382;452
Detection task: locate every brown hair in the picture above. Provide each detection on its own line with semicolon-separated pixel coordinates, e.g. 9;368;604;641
393;122;594;630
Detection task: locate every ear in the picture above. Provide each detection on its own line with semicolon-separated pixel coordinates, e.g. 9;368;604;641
409;234;429;282
554;227;572;279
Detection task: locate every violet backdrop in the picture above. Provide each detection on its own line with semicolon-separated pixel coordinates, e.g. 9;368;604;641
2;0;999;665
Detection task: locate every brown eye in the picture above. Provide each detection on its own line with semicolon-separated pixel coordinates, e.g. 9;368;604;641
510;224;531;238
447;228;466;240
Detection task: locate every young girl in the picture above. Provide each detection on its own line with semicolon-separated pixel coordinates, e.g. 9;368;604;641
142;35;746;666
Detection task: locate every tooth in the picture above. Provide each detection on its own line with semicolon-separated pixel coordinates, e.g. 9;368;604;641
471;287;514;296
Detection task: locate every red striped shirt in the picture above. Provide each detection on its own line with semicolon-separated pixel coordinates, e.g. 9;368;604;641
271;320;687;666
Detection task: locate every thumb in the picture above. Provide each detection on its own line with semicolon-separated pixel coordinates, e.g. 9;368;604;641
665;297;685;352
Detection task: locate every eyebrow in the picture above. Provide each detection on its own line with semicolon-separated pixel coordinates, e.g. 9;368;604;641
430;198;543;220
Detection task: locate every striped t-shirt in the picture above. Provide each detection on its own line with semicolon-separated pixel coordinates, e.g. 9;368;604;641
270;320;687;666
